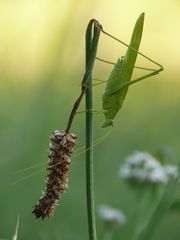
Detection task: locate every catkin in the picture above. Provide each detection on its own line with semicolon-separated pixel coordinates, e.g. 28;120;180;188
32;130;77;219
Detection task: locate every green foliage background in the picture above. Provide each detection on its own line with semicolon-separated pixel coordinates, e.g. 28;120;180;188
0;0;180;239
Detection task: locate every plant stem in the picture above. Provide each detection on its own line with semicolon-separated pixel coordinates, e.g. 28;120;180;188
85;63;96;240
85;20;101;240
103;225;114;240
65;19;101;239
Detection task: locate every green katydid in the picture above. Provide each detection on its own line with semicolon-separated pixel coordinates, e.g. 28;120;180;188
18;14;163;181
13;13;164;195
98;13;163;127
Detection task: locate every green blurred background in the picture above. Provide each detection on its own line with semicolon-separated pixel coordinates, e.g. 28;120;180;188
0;0;180;239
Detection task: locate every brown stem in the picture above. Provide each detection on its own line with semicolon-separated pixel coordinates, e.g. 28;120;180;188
66;86;87;132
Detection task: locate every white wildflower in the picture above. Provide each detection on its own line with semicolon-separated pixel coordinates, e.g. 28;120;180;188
119;151;179;186
148;166;168;184
99;205;127;226
163;165;179;180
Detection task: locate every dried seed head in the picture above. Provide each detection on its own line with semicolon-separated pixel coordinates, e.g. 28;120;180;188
32;130;77;219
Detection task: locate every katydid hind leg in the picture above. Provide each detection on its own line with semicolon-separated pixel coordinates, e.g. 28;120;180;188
108;68;162;95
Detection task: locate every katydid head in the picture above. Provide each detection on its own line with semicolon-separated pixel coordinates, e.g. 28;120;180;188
101;119;114;128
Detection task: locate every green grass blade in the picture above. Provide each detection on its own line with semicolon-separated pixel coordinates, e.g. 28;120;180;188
85;19;101;240
12;215;19;240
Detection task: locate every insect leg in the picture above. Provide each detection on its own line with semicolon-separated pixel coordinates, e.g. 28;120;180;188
107;68;162;95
